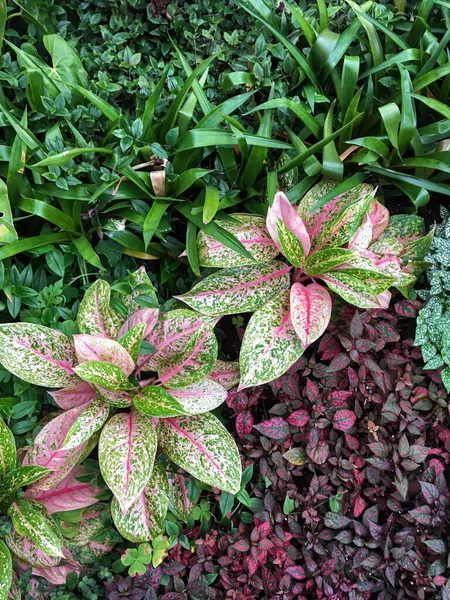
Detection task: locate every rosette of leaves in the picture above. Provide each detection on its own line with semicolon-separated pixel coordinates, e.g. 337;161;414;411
0;273;242;545
176;180;433;388
415;206;450;391
0;418;69;600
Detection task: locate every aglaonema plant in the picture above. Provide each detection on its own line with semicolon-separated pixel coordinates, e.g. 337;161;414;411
0;269;242;547
176;180;433;388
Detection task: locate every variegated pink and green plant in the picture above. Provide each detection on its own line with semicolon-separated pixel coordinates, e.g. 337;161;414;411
0;271;242;556
176;180;433;389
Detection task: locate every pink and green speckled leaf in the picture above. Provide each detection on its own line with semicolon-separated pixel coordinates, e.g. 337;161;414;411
175;261;291;317
368;199;389;240
62;397;110;450
0;323;79;388
74;361;134;392
290;282;333;349
98;409;157;512
73;335;135;375
298;180;375;246
0;418;16;477
77;279;122;339
23;405;92;491
319;271;391;309
94;386;134;408
331;268;395;294
157;413;241;494
49;382;97;410
157;324;217;388
25;465;102;514
167;379;227;414
167;472;199;521
64;505;115;563
197;214;278;267
134;386;188;418
0;466;49;504
276;218;306;267
239;289;304;390
348;214;373;251
267;191;310;257
8;500;64;558
369;214;425;256
118;322;147;362
117;308;159;339
5;530;61;568
310;188;375;252
137;309;216;373
208;360;240;390
304;248;359;275
0;540;12;600
31;551;82;585
111;461;169;542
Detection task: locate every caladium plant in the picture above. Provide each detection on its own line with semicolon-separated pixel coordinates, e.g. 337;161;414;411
0;270;242;546
176;180;433;388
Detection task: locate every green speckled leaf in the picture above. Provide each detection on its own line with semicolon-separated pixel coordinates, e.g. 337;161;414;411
168;379;227;414
239;289;304;389
167;472;199;521
62;397;110;450
0;418;16;477
118;322;147;362
401;229;434;262
98;410;157;512
4;530;60;568
134;386;188;417
333;268;395;294
175;261;291;316
0;323;79;387
0;540;12;600
197;214;278;267
77;279;122;338
276;218;306;267
0;466;49;500
157;413;241;494
320;272;388;309
208;360;240;390
304;248;359;275
74;361;134;392
370;214;425;256
8;500;64;558
157;324;217;388
111;462;169;542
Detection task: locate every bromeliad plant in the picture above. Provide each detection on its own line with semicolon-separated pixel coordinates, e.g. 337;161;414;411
177;180;433;388
0;271;242;546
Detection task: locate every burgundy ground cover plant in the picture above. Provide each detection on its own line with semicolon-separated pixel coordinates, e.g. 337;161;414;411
176;180;432;389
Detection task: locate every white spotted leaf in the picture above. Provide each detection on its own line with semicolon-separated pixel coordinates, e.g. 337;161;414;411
0;418;16;477
239;289;304;389
77;279;122;338
111;461;169;542
74;361;134;392
0;323;79;387
8;499;64;558
174;261;291;316
208;360;240;390
0;539;12;600
157;413;241;494
167;379;227;414
73;334;135;375
62;397;110;450
98;410;157;512
134;386;189;418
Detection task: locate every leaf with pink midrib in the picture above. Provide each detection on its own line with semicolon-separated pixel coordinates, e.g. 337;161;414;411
98;410;157;512
208;360;240;390
290;282;332;349
267;191;311;257
157;413;241;494
157;324;217;388
25;466;102;514
198;213;278;267
73;334;135;375
117;308;159;339
23;405;91;491
0;323;80;388
49;382;97;410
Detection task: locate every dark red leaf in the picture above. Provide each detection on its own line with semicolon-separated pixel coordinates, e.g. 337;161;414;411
285;565;306;580
332;410;356;431
287;409;310;427
254;417;290;440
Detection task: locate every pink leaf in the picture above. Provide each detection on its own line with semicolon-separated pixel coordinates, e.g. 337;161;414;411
290;282;332;348
368;198;389;240
23;405;91;490
49;381;97;410
32;550;82;584
287;409;310;427
285;565;306;580
117;308;159;339
73;334;135;375
348;214;373;251
25;465;102;513
333;410;356;431
254;417;290;440
266;191;310;256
